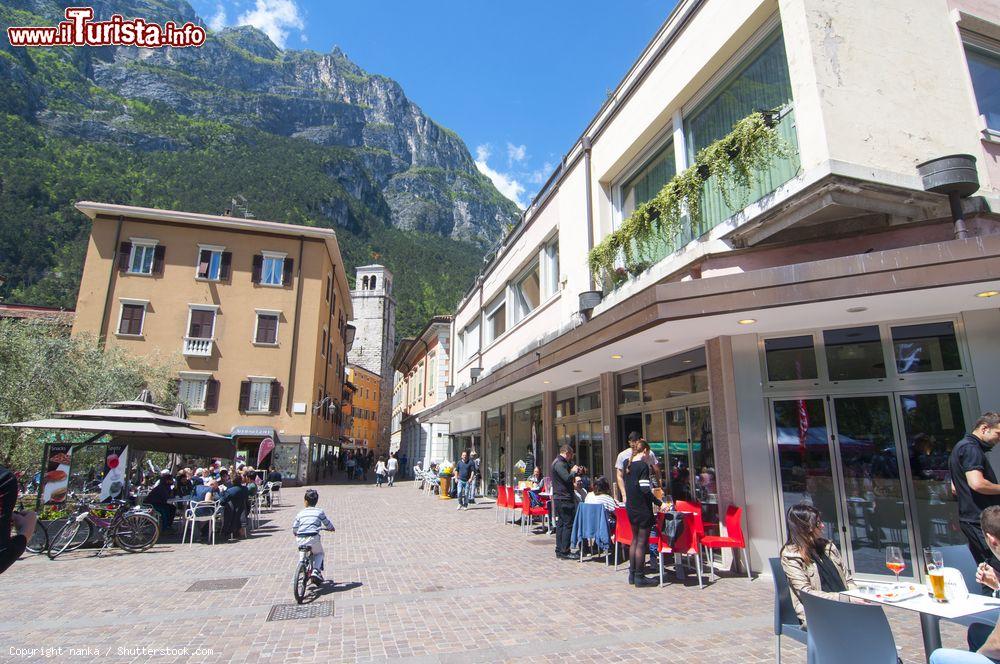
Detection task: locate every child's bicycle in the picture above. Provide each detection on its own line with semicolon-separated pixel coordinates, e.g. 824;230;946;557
292;543;317;604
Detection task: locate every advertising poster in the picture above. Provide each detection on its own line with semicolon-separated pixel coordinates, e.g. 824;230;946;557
41;444;72;504
99;444;128;501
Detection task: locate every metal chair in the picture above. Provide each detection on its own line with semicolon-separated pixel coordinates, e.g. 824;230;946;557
799;591;897;664
182;501;221;546
940;544;1000;627
768;557;810;664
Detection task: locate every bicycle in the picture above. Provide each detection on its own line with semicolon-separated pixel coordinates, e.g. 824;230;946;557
12;497;50;554
48;499;159;559
292;543;316;604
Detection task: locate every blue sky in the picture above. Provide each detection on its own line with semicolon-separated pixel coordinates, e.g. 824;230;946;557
189;0;677;208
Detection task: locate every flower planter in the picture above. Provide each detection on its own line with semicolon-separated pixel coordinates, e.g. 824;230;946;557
578;290;603;312
916;154;979;197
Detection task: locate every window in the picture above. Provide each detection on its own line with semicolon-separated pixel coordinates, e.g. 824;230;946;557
321;328;328;357
618;370;640;405
427;353;437;394
255;312;279;345
966;45;1000;130
461;320;480;364
824;326;886;380
542;239;559;298
555;388;575;419
891;322;962;374
641;348;708;401
128;241;157;275
187;307;216;339
620;140;678;261
765;335;818;381
484;294;506;345
178;375;208;410
686;30;798;232
261;255;284;285
247;379;272;413
117;302;146;336
417;362;424;397
512;262;540;323
197;246;229;281
577;381;601;412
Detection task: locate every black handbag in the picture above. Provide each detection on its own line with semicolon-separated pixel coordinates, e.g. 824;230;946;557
660;511;685;548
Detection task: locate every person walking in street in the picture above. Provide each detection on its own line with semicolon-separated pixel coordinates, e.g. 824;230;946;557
386;454;398;487
455;451;476;510
552;444;584;559
624;439;662;587
949;412;1000;576
375;457;387;487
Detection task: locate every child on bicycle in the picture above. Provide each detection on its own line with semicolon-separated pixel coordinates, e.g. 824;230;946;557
291;489;335;583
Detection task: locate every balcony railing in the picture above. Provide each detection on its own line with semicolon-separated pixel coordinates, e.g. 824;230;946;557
183;337;213;357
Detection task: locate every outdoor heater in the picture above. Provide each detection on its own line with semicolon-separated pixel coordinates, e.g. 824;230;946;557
916;154;980;240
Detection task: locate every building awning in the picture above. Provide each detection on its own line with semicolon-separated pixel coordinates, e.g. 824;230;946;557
230;426;277;439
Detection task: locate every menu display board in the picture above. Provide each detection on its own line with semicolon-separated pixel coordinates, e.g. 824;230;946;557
41;444;72;504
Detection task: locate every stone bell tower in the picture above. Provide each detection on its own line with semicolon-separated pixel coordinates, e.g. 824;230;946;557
347;265;396;452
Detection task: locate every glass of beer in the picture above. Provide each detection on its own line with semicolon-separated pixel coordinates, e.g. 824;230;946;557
928;568;947;602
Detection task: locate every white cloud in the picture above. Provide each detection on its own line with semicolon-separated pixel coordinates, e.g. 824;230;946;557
237;0;305;48
475;144;526;209
529;161;554;185
208;4;227;31
506;142;527;166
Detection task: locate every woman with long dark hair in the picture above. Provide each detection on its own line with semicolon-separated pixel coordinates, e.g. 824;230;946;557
624;439;662;587
780;502;855;626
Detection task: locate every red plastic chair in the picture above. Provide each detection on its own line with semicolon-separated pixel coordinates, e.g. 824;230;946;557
506;486;523;526
612;507;632;569
521;492;549;534
700;505;751;581
495;484;507;522
658;500;705;588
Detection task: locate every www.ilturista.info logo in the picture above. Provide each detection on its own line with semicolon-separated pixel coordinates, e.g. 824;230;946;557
7;7;206;48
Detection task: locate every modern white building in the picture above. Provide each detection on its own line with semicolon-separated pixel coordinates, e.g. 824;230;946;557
417;0;1000;581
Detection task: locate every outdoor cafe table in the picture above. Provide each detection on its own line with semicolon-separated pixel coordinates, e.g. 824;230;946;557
842;585;1000;661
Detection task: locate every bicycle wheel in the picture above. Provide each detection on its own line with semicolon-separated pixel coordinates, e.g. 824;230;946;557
48;519;93;559
114;513;160;552
292;559;309;604
24;520;49;554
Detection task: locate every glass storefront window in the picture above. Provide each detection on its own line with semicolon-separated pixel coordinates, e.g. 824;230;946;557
891;322;962;374
486;407;506;489
642;348;708;402
765;335;818;381
577;381;601;412
555;388;575;419
824;325;886;380
618;370;640;405
512;397;542;480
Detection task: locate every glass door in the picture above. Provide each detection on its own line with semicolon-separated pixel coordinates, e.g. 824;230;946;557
664;409;691;500
830;395;916;578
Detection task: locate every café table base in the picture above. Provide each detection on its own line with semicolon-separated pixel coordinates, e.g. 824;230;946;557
920;612;942;661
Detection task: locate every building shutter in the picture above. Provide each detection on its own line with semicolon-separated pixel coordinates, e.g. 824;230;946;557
197;250;211;279
117;242;132;271
219;252;232;280
268;380;282;414
152;245;166;275
188;309;214;338
204;378;219;411
238;381;251;411
256;315;277;344
251;255;263;284
282;258;294;287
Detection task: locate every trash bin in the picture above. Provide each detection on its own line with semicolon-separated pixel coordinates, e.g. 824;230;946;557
439;476;451;499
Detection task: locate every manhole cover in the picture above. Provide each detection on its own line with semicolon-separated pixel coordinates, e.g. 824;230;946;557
266;602;333;621
186;577;249;592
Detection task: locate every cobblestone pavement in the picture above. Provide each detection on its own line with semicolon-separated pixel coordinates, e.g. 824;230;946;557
1;482;973;663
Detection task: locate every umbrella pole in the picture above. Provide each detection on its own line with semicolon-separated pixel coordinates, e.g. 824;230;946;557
35;443;49;511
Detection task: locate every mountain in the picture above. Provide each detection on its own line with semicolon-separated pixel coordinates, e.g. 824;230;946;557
0;0;520;336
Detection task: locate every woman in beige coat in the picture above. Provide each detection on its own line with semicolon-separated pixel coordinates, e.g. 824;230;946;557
780;503;855;626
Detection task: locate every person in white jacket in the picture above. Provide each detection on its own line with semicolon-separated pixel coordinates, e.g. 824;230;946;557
386;455;398;487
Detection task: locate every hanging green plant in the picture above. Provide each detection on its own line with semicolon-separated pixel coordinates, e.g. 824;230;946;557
587;109;790;286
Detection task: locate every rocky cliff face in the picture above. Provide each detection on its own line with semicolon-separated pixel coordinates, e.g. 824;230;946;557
2;0;519;245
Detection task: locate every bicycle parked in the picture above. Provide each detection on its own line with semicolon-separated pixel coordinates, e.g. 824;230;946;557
48;498;159;559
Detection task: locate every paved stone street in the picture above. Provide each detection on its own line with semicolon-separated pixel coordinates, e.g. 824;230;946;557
1;482;973;663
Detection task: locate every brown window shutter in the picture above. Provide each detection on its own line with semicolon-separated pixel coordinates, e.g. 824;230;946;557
205;378;220;411
197;250;211;278
219;252;232;280
238;381;251;411
282;258;294;287
256;315;277;344
152;245;166;275
117;242;132;271
251;255;262;284
268;380;282;414
189;309;214;338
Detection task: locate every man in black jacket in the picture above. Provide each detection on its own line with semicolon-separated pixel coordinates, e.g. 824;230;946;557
551;444;583;559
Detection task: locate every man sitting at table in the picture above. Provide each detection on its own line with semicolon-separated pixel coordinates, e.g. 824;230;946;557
931;505;1000;663
145;470;176;532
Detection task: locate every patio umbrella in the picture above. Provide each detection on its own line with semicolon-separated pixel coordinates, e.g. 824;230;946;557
3;398;235;458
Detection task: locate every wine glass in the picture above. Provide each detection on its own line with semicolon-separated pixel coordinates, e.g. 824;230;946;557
886;546;905;584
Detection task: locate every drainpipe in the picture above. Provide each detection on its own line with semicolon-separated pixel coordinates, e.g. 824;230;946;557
286;237;306;415
97;215;125;346
583;136;595;291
